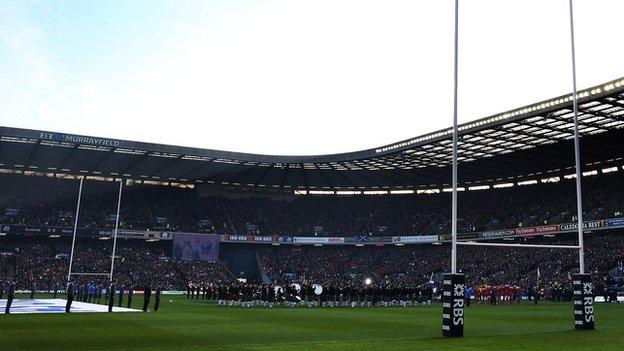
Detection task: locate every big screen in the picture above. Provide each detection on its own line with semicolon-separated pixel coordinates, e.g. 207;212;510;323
172;233;219;261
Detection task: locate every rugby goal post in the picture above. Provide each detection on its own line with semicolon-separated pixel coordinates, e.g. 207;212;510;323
67;177;123;283
443;0;594;338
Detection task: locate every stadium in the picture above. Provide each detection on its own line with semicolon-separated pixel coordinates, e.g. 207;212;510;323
1;75;623;349
2;1;624;351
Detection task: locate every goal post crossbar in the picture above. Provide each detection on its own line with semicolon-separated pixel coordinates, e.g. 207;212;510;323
69;273;112;276
456;241;581;250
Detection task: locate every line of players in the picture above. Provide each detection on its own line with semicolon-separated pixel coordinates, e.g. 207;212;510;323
1;279;162;314
66;283;139;308
465;285;546;305
64;281;161;313
469;285;525;304
186;282;435;308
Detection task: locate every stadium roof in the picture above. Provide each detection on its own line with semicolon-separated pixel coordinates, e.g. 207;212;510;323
1;76;624;191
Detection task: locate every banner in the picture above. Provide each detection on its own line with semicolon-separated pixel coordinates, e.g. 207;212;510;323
378;236;394;243
172;233;219;261
606;217;624;228
560;220;604;232
0;225;173;240
1;224;85;236
39;131;120;147
98;229;173;240
515;224;560;236
3;215;624;246
278;236;294;243
392;235;438;243
292;237;345;244
455;232;479;241
221;235;276;243
478;229;515;239
355;234;370;243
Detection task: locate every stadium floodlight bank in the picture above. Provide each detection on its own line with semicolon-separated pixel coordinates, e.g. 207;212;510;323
443;0;594;337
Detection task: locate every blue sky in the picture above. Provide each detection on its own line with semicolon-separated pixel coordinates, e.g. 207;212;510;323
1;0;623;155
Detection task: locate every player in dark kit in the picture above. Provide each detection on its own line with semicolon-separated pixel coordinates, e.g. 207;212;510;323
5;281;15;314
490;286;497;305
77;284;83;302
154;287;162;311
118;285;125;307
532;286;540;305
127;287;134;308
65;281;74;313
143;284;152;312
108;283;116;312
96;284;102;304
82;284;88;302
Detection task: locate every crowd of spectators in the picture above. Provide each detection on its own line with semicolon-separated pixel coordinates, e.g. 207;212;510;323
0;237;233;290
258;233;624;293
1;172;623;238
0;175;230;234
2;232;622;295
1;172;624;296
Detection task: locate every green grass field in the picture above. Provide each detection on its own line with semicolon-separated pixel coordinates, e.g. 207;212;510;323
0;294;622;351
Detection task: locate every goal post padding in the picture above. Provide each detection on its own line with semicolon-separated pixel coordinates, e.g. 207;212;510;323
573;273;595;330
442;273;465;337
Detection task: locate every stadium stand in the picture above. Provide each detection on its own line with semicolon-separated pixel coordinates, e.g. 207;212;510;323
1;76;624;304
0;236;233;291
1;171;623;237
1;170;624;298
